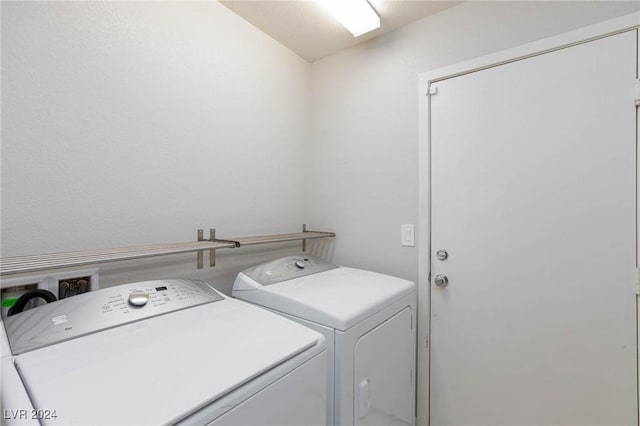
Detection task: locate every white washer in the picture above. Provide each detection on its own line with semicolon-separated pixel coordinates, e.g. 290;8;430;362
232;256;417;426
1;279;327;426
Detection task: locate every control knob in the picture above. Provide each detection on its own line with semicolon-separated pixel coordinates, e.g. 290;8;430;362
128;291;149;307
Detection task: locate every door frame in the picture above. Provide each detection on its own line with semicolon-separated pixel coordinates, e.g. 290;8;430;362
417;12;640;426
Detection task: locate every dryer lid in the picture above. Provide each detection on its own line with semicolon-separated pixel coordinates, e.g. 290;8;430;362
12;297;323;425
233;266;416;331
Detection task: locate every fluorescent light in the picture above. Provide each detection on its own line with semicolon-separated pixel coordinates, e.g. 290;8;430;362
319;0;380;37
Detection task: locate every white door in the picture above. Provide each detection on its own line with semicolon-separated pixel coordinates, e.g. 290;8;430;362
430;30;637;425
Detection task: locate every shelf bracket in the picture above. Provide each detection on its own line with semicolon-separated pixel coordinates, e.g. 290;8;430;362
197;228;241;269
197;229;205;269
302;224;307;252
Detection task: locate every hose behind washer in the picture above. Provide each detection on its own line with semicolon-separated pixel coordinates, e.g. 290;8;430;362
7;289;57;316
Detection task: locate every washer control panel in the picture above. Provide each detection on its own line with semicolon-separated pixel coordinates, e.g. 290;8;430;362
4;280;223;355
243;256;338;286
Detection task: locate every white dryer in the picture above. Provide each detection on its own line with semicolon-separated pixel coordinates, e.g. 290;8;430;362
1;279;327;426
232;256;417;426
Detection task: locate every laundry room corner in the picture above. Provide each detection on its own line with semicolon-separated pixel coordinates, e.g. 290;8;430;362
2;1;640;425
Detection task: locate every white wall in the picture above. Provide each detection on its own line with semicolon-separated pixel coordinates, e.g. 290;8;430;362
1;1;314;293
307;1;639;283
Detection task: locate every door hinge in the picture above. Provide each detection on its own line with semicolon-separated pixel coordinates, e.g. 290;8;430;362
425;336;429;349
426;83;438;97
635;268;640;295
410;314;413;330
635;79;640;107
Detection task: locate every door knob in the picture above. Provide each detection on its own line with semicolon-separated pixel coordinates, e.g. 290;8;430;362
434;274;448;287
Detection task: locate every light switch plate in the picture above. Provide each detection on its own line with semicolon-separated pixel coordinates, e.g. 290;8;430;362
401;224;415;247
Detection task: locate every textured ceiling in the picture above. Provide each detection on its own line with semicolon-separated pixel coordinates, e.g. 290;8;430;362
220;1;461;62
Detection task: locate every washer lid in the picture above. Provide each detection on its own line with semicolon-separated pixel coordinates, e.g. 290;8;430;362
233;266;416;331
13;297;323;425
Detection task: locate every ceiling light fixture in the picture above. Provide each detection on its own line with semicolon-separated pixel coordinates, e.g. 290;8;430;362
318;0;380;37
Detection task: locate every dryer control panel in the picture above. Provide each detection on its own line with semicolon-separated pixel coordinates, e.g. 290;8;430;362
239;256;338;286
3;280;223;355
